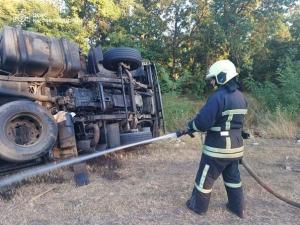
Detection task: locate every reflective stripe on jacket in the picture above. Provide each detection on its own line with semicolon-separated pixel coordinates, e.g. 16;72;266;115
191;81;248;159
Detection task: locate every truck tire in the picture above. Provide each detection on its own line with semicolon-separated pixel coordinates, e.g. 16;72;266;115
0;100;58;162
120;130;153;145
103;47;142;71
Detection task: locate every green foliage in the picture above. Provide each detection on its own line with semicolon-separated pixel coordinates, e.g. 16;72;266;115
162;94;202;131
0;0;299;116
176;68;206;98
249;81;280;110
248;54;300;114
158;65;206;98
0;0;90;51
63;0;121;46
156;66;176;93
276;56;300;113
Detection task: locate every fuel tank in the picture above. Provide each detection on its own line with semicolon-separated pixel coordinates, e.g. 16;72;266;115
0;26;81;78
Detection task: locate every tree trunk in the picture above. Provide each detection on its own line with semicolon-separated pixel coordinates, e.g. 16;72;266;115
171;5;179;78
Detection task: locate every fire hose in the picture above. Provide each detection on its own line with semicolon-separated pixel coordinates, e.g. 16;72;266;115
0;130;299;209
241;159;300;208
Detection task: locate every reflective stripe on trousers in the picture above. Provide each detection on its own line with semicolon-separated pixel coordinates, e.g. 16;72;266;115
194;164;212;194
224;181;242;188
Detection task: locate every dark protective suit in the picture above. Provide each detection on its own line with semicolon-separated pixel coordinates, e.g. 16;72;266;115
186;79;248;218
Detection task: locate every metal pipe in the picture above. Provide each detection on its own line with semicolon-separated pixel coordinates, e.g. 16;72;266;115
0;74;80;84
0;87;57;103
0;133;178;189
122;67;148;90
123;68;137;113
0;75;123;84
152;64;166;134
118;64;130;130
98;82;107;111
0;80;29;92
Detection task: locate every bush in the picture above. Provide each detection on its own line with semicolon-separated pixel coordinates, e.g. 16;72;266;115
157;65;176;93
276;57;300;112
246;56;300;115
157;65;206;98
176;68;206;98
162;94;204;131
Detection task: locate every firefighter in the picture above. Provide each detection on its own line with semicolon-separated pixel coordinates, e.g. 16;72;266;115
185;59;248;218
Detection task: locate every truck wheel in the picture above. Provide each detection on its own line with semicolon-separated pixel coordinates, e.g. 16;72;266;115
0;100;58;162
103;47;142;71
120;130;153;145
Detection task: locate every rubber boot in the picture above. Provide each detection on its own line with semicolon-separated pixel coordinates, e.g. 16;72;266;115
186;187;210;215
225;186;245;218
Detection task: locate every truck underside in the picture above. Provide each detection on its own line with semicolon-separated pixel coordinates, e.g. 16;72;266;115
0;26;164;173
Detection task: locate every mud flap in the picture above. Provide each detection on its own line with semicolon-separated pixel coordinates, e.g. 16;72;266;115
73;163;89;186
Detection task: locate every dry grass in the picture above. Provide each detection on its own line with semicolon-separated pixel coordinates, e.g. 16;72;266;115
0;169;69;202
0;137;299;225
254;110;299;139
244;94;261;129
244;94;299;139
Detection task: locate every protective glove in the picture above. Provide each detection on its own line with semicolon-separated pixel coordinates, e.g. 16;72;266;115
187;120;195;132
186;120;196;138
176;129;194;138
242;131;250;139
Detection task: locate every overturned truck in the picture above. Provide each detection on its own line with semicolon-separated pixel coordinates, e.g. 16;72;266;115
0;26;164;173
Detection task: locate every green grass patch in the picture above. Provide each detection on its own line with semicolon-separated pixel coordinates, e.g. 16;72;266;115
162;93;299;139
162;93;204;132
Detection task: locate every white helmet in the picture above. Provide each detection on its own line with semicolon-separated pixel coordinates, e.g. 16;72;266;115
206;59;238;85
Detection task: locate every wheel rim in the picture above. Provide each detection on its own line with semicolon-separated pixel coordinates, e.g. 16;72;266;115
5;113;43;146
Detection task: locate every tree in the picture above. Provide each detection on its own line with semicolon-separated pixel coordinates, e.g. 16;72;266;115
63;0;121;47
0;0;299;109
161;0;195;78
0;0;89;51
210;0;297;81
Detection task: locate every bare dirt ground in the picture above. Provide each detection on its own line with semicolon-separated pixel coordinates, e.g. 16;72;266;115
0;135;299;225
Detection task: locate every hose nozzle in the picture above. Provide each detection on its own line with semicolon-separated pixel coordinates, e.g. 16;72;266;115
176;129;195;138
